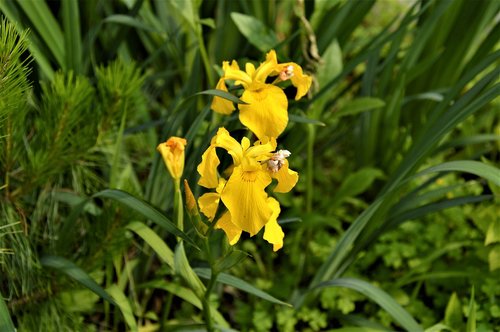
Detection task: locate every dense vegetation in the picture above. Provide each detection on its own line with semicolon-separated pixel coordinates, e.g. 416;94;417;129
1;0;499;331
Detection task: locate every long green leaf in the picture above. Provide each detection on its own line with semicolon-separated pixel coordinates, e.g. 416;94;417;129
40;255;117;305
314;278;422;332
0;292;15;332
126;221;174;269
16;0;65;68
195;268;291;307
62;0;81;73
106;285;138;332
93;189;198;248
194;89;247;104
413;161;500;187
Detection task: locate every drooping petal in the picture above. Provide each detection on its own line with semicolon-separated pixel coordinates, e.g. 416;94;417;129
197;143;220;189
272;160;299;193
221;166;272;236
211;77;235;114
214;127;243;166
263;197;284;251
215;212;242;245
287;63;312;100
198;192;220;221
239;84;288;140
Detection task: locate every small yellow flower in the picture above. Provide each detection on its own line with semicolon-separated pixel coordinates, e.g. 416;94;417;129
211;50;312;139
197;128;298;251
157;136;187;180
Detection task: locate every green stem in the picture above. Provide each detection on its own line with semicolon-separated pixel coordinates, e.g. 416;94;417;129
174;179;184;235
197;30;214;87
306;124;315;212
202;238;217;331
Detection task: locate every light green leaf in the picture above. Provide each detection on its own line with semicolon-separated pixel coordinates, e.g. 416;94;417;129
336;97;386;118
0;292;15;332
106;285;138;332
230;13;278;52
444;293;463;331
485;219;500;245
488;246;500;271
175;242;206;299
126;221;174;269
317;39;343;91
314;278;423;332
195;268;291;307
466;287;476;332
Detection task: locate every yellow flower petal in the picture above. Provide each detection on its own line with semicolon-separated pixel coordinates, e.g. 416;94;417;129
288;63;312;100
211;78;235;115
272;160;299;193
221;166;272;236
157;137;187;180
198;192;221;221
214;127;244;165
239;84;288;140
224;62;252;87
197;143;220;189
215;212;242;245
253;50;279;83
263;197;284;251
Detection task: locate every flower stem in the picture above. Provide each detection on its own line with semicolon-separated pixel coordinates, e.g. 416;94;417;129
174;179;184;236
202;238;217;331
306;124;315;212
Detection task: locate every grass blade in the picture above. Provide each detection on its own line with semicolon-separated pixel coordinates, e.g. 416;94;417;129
126;221;174;269
314;278;423;332
40;255;117;305
106;285;138;332
413;161;500;187
62;0;82;73
195;268;291;306
0;292;15;332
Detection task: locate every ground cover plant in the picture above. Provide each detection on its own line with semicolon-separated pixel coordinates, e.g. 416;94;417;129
1;0;499;331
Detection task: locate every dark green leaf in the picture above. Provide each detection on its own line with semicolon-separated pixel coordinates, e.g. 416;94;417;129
194;89;247;104
230;13;278;52
0;292;15;332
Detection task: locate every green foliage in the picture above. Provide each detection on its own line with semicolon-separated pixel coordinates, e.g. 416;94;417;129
1;0;499;331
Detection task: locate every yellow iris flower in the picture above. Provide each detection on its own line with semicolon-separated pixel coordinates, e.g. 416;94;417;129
196;128;298;251
211;50;312;140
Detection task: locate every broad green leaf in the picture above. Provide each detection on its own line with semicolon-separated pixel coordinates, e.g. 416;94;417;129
174;242;206;299
331;168;384;208
195;268;291;307
40;255;116;306
195;89;247;104
488;246;500;271
314;278;422;332
230;13;278;52
126;221;174;269
106;285;138;332
289;114;325;126
213;250;249;274
485;219;500;245
0;292;15;332
335;98;386;118
414;161;500;187
104;15;161;32
444;293;463;331
466;287;476;332
317;39;343;90
93;189;198;248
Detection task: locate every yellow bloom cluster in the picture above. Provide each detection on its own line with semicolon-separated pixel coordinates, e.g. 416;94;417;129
211;50;312;139
196;50;311;251
197;128;298;251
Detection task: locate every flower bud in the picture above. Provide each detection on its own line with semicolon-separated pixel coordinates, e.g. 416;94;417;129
157;137;187;180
